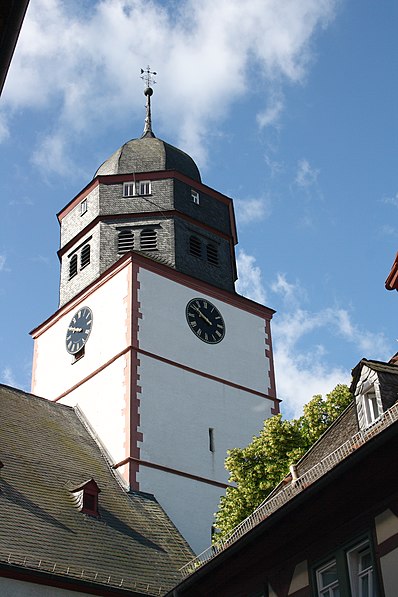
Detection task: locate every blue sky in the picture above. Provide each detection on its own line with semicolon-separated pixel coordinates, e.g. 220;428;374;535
0;0;397;417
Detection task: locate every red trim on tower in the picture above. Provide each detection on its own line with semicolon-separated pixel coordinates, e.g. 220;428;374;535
128;262;142;490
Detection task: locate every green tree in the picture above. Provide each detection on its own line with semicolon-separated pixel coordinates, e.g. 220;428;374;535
214;384;352;539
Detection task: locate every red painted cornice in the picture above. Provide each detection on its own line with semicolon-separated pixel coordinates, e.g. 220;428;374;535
386;252;398;291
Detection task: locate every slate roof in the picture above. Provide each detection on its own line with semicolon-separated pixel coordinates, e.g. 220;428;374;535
0;384;193;595
94;136;201;182
351;358;398;391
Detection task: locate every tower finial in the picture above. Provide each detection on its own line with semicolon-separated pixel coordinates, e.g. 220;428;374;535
140;66;157;138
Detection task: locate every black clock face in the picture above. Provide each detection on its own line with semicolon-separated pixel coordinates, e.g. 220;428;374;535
65;306;93;355
186;298;225;344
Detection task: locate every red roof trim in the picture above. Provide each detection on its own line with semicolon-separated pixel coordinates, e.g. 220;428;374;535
386;252;398;291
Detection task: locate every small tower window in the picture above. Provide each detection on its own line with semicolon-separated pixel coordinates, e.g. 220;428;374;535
191;189;200;205
209;428;215;453
140;228;157;251
138;180;151;195
207;243;219;266
80;198;87;215
189;235;202;258
118;229;134;254
81;244;90;269
123;182;135;197
69;254;78;279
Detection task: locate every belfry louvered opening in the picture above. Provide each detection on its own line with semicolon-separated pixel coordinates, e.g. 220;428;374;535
189;235;202;258
69;254;78;279
80;244;90;269
118;229;134;254
140;228;157;251
207;243;219;265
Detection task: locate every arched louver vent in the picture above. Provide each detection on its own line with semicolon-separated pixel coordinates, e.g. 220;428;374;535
80;244;90;269
189;236;202;258
140;229;157;251
207;243;219;266
118;229;134;254
69;254;78;279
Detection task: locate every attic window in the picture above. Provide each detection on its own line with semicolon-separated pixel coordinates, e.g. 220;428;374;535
356;381;382;429
138;180;151;196
80;198;87;215
70;479;100;517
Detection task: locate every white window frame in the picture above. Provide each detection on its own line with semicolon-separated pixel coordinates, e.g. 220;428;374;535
347;541;374;597
316;560;340;597
80;198;87;215
191;189;200;205
137;180;151;195
123;182;136;197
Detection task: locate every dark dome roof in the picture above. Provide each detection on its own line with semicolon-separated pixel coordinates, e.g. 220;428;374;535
94;136;201;182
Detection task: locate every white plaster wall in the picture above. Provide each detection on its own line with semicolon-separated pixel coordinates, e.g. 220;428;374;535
138;465;224;555
60;355;128;464
138;268;271;394
0;577;94;597
138;354;271;482
380;548;398;597
32;265;130;400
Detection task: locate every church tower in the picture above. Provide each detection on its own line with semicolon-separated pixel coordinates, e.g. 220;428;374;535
31;76;278;554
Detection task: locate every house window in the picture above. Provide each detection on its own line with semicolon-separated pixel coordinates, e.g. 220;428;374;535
316;560;339;597
347;541;374;597
118;229;134;254
69;254;78;279
80;244;90;269
363;391;380;426
70;479;100;517
207;243;219;266
191;189;200;205
123;182;135;197
189;235;202;258
138;180;151;195
140;228;157;251
80;198;87;215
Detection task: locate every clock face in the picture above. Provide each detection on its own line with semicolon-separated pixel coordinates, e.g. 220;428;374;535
186;298;225;344
65;306;93;355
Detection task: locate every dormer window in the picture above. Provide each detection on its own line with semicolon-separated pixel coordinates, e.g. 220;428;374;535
363;390;381;426
356;379;382;430
70;479;100;517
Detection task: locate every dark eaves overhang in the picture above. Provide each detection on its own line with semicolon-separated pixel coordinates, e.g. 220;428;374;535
168;416;398;595
0;0;30;96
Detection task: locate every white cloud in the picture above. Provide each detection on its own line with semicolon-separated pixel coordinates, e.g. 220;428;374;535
0;112;10;142
2;0;339;174
381;193;398;207
1;367;17;387
295;158;319;188
236;250;267;304
235;197;270;225
257;91;284;129
0;255;7;271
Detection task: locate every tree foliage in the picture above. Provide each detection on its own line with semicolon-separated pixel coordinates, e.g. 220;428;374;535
214;384;352;539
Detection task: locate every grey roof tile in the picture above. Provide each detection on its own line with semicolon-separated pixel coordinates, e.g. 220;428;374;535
0;384;192;595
